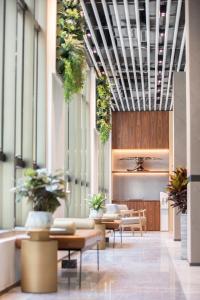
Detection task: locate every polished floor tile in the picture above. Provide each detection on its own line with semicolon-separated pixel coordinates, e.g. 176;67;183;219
1;232;200;300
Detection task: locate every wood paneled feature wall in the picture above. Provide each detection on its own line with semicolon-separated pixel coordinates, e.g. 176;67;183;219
112;112;169;149
113;200;160;231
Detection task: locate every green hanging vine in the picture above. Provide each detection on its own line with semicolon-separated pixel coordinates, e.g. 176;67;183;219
56;0;86;102
96;76;112;144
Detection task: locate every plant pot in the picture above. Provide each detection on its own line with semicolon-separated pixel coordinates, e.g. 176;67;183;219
25;211;53;229
181;213;187;260
89;208;104;219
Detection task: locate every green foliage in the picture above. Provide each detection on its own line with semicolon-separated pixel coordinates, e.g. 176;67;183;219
96;76;112;144
56;0;86;102
87;193;105;211
12;169;68;213
166;167;188;214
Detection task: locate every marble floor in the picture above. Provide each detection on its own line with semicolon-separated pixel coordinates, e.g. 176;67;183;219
1;232;200;300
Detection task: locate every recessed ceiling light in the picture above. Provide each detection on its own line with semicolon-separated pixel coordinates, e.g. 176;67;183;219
87;32;91;38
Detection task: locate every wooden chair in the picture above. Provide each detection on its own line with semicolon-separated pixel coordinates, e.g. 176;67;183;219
120;209;144;237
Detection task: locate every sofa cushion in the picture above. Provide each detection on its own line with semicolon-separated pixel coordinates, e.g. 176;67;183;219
51;220;76;235
53;218;94;230
102;213;120;221
105;204;120;214
121;217;144;225
117;204;128;211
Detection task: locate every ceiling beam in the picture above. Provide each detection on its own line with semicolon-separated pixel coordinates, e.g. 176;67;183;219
134;0;146;111
145;0;151;111
124;0;140;111
154;0;160;110
80;0;120;111
165;0;183;110
112;0;135;110
101;0;131;111
159;0;171;111
90;0;127;111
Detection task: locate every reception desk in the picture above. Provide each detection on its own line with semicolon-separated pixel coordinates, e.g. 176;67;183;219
113;200;160;231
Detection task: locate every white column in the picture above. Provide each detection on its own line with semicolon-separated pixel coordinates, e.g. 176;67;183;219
186;0;200;265
90;68;98;195
46;0;57;172
172;72;186;241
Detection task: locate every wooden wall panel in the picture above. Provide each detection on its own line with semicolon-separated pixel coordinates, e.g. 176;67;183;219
112;112;169;149
113;200;160;231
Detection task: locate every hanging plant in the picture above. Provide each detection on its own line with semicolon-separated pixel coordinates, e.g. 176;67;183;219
56;0;86;102
96;76;112;144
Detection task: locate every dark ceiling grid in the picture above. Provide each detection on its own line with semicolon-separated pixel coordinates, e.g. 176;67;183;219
82;0;185;111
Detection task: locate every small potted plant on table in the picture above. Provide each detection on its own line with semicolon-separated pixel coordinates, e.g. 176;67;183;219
88;193;105;219
13;168;67;229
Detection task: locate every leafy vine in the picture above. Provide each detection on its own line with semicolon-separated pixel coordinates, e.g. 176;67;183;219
96;76;112;144
56;0;86;102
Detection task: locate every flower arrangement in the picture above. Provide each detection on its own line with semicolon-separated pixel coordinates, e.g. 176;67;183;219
96;76;112;144
166;167;188;214
56;0;86;101
12;168;67;213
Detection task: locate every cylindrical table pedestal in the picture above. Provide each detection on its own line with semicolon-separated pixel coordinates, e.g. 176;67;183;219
95;222;106;250
21;239;58;293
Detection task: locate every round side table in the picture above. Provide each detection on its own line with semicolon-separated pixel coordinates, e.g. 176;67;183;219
94;220;106;250
21;230;58;293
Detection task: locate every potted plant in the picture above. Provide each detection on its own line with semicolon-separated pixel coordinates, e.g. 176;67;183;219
166;167;188;259
13;168;67;229
88;193;105;219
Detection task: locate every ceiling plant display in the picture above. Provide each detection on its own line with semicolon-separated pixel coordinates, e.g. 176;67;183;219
56;0;86;102
96;76;112;144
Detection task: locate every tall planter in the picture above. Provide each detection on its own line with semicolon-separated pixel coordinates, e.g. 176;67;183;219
181;213;187;260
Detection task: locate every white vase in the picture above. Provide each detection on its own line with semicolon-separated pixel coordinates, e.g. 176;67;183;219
25;211;53;229
181;213;187;260
89;208;103;219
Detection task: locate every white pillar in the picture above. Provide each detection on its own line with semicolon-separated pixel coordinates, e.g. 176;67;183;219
172;72;186;241
186;0;200;265
90;68;98;195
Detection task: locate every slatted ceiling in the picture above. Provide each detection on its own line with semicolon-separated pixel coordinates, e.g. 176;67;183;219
82;0;185;111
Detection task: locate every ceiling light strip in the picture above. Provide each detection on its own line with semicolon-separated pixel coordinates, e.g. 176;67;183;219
154;0;160;110
145;0;151;111
80;0;120;111
124;0;140;111
165;0;183;111
170;26;185;110
90;0;126;111
101;0;130;112
84;36;101;75
84;36;114;111
134;0;146;111
159;0;171;111
112;0;135;111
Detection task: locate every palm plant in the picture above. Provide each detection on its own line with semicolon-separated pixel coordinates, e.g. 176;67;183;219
166;167;188;214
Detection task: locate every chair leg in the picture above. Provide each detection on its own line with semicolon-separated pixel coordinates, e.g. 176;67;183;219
79;250;82;289
97;242;99;271
113;229;115;248
120;227;122;246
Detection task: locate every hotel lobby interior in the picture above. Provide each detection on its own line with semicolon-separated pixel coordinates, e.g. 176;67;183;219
1;0;200;299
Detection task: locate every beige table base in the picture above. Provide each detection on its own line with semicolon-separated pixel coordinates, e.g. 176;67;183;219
94;223;106;250
21;240;58;293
